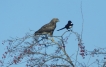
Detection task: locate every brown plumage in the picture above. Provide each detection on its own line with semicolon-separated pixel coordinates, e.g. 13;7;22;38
34;18;59;36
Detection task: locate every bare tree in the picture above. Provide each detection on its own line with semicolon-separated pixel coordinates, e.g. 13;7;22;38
1;28;105;67
0;29;86;67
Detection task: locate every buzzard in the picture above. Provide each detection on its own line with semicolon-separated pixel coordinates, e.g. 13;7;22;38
57;20;73;31
34;18;59;36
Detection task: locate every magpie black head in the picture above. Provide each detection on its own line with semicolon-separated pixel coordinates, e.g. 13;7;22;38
68;20;73;28
68;20;72;24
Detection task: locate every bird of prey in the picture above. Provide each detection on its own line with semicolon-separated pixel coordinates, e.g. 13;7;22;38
57;20;73;31
34;18;59;36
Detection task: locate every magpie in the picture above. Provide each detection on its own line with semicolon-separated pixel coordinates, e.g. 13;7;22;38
57;20;73;31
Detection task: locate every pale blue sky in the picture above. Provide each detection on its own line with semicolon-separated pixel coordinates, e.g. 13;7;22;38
0;0;106;67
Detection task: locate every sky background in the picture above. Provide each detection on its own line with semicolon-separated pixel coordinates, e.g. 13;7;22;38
0;0;106;67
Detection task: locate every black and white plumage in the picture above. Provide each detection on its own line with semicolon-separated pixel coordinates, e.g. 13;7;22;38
34;18;59;36
57;20;73;31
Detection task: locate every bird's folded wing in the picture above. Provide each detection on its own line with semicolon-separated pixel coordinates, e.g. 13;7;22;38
37;23;55;32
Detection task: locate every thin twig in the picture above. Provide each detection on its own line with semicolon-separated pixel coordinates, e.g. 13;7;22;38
75;45;79;67
80;0;84;40
87;55;91;66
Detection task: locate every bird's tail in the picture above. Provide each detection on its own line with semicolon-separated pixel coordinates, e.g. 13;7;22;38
57;27;65;31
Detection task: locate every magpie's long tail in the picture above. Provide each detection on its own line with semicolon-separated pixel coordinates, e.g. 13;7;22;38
57;27;65;31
